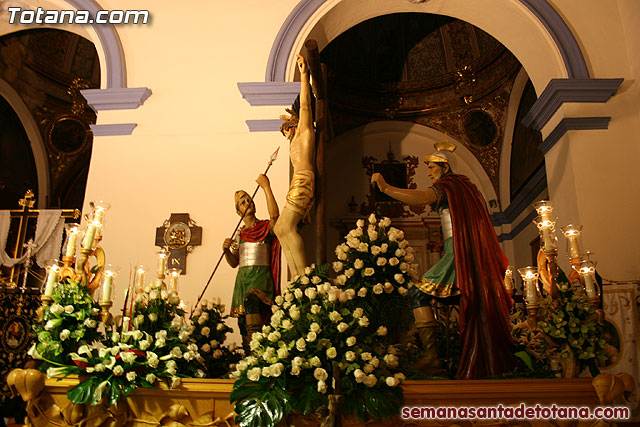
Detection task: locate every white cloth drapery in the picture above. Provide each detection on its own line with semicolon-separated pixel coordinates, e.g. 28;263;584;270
0;209;64;268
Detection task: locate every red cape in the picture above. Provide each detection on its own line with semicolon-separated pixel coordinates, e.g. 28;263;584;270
239;219;281;296
437;174;515;379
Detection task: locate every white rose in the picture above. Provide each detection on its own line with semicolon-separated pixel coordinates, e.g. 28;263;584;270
356;219;365;228
373;283;384;294
394;274;405;284
64;305;74;314
285;292;294;302
326;347;337;359
364;374;377;387
201;326;211;337
377;326;388;336
364;363;375;374
44;320;56;331
376;257;387;266
329;311;342;322
345;351;356;361
281;319;294;330
337;322;349;333
112;365;124;376
50;304;64;315
364;267;375;276
368;213;376;224
354;259;364;269
275;295;284;305
404;253;415;262
213;349;223;358
296;338;306;351
336;275;347;286
149;290;158;300
310;304;321;314
346;336;356;346
384;354;399;368
398;286;408;296
345;268;355;278
289;305;300;320
149;313;158;322
309;356;321;367
277;347;289;359
368;230;378;241
384;282;394;293
201;343;211;353
145;373;157;384
59;329;70;341
386;377;400;387
314;368;328;381
248;366;264;382
399;239;409;249
317;380;327;393
304;287;317;300
354;369;366;382
338;291;349;303
300;276;310;285
268;331;281;342
84;319;97;328
399;262;409;272
381;243;388;253
353;307;363;318
210;340;219;348
357;242;368;252
345;289;356;300
370;357;380;368
306;332;317;342
380;217;391;228
358;287;368;297
371;245;381;255
311;276;322;284
310;322;321;333
333;261;344;272
358;316;370;327
395;249;406;257
291;366;301;376
126;371;136;382
389;257;399;266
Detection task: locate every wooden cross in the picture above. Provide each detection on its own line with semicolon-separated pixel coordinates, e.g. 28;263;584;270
4;190;80;285
155;213;202;274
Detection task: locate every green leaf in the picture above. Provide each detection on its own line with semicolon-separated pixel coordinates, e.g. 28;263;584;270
514;351;535;371
67;377;97;404
290;384;324;415
107;380;121;407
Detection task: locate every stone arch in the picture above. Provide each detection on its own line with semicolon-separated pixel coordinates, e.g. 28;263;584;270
265;0;588;90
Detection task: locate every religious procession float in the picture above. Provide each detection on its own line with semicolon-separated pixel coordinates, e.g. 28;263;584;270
6;199;635;427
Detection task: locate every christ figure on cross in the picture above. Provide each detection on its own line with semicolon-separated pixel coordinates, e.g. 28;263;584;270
275;54;315;277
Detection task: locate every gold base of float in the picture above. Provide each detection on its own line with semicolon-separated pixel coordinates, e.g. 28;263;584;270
8;369;632;427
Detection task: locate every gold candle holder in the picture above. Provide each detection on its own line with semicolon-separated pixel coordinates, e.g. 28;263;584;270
518;266;541;328
37;294;54;322
99;300;113;326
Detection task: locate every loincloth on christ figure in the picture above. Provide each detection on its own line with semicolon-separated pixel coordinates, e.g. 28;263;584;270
285;169;314;219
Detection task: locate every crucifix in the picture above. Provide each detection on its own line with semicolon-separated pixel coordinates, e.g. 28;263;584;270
3;190;80;286
155;213;202;274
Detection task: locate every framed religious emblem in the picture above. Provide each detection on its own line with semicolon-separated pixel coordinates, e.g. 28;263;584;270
1;315;29;354
164;222;192;249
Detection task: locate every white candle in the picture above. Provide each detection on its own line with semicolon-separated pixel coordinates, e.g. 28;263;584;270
94;208;105;224
44;266;58;296
169;275;178;292
157;251;169;276
65;228;78;258
542;228;556;251
567;236;581;259
524;278;538;304
82;222;97;249
584;273;597;298
102;273;113;302
134;268;146;292
503;269;513;293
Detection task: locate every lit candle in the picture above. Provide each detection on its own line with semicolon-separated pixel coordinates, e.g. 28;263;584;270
81;220;100;249
94;207;105;224
503;267;514;293
134;266;146;293
157;249;169;277
102;272;113;302
44;263;60;296
64;224;79;258
583;273;597;298
578;261;598;299
534;200;554;222
561;224;583;259
518;267;539;305
168;268;181;293
541;227;556;252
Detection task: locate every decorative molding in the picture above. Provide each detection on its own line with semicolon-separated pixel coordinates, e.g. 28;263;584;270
81;88;152;112
491;166;547;226
246;120;283;132
265;0;325;82
264;0;590;83
540;117;611;154
518;0;589;79
63;0;127;88
497;210;537;242
90;123;137;136
522;78;623;131
237;82;299;106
